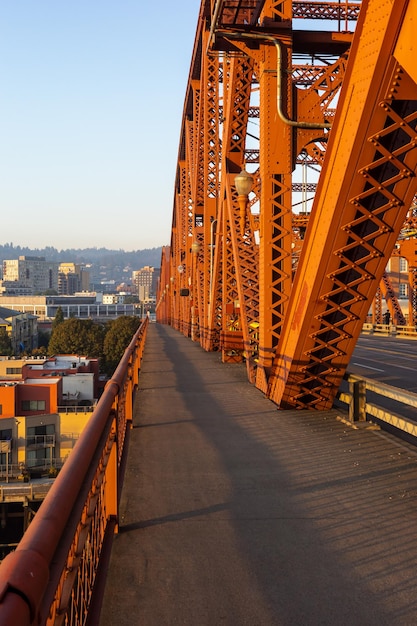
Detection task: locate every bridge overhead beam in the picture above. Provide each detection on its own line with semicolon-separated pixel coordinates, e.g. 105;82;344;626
268;0;417;409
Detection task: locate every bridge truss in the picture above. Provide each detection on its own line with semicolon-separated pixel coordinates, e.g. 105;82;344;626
157;0;417;410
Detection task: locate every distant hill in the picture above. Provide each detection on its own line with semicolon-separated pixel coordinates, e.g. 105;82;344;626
0;243;164;285
0;243;163;267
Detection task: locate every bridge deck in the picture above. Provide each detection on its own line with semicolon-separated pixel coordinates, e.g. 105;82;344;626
100;323;417;625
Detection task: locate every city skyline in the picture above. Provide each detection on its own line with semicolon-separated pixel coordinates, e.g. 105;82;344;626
0;1;199;252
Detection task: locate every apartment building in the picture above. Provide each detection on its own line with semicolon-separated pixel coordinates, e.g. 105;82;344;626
132;266;159;300
102;293;125;304
0;410;89;475
21;354;100;400
1;256;59;295
0;357;47;379
0;354;100;478
58;262;90;295
0;306;38;355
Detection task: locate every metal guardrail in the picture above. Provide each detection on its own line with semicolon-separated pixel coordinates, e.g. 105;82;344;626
0;317;149;625
0;458;71;481
338;372;417;438
0;483;52;503
362;323;417;338
57;405;95;413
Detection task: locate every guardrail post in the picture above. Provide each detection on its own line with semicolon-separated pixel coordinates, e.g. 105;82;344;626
349;379;366;422
105;422;119;532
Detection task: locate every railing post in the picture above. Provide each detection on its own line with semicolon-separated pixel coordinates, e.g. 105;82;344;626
125;370;134;422
105;421;119;532
349;378;366;422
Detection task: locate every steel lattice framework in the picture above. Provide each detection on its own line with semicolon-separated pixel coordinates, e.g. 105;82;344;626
157;0;417;410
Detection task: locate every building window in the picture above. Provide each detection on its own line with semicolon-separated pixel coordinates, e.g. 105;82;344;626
0;428;12;465
26;424;55;468
0;405;2;415
6;367;21;375
399;257;408;272
399;283;408;298
22;400;46;411
27;423;54;438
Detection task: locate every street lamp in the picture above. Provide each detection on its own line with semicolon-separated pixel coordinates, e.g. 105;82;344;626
191;241;200;255
234;168;254;232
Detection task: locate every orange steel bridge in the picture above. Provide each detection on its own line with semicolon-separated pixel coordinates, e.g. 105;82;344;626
156;0;417;410
2;1;417;624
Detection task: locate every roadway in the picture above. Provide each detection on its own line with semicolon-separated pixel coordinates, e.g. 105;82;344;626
339;334;417;440
349;334;417;393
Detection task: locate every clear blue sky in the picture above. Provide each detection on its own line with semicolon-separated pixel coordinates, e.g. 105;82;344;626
0;1;200;251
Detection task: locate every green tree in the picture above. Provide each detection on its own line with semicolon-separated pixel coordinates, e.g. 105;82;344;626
31;347;48;358
123;295;139;304
48;318;105;359
0;328;13;356
37;329;50;349
103;316;141;375
52;306;65;331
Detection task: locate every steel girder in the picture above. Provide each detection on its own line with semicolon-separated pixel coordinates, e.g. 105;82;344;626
157;0;353;397
157;246;171;325
379;272;406;327
268;0;417;409
157;0;417;409
215;56;259;369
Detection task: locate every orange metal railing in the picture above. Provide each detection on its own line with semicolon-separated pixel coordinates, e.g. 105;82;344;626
0;317;148;625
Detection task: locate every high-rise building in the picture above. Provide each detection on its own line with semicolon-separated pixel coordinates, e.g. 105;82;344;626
2;256;59;294
58;263;90;295
132;266;160;300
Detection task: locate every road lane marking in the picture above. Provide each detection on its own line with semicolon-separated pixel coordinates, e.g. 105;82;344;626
351;362;385;372
356;345;416;359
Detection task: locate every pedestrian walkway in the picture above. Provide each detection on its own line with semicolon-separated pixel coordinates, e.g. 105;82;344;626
100;323;417;626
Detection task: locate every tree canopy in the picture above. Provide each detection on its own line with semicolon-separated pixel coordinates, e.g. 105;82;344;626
47;315;141;374
103;316;142;375
0;328;13;356
52;306;65;331
48;318;105;359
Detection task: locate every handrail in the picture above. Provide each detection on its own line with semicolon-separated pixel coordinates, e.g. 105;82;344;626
338;370;417;437
362;323;417;338
0;317;149;625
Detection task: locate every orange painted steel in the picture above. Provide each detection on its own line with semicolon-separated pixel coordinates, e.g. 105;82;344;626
379;272;406;327
156;0;417;410
0;319;148;625
268;0;417;409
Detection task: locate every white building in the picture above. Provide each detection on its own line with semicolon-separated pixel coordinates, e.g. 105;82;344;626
2;256;59;295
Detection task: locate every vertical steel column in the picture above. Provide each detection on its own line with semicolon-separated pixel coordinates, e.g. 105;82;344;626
256;30;294;392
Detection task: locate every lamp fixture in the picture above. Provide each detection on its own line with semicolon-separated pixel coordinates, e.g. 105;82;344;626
234;168;254;231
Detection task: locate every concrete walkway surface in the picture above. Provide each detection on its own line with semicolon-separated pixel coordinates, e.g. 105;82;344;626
99;323;417;626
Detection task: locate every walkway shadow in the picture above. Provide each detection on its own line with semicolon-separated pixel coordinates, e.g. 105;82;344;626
103;323;417;626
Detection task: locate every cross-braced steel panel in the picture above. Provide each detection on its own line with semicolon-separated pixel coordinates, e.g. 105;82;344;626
158;0;417;409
